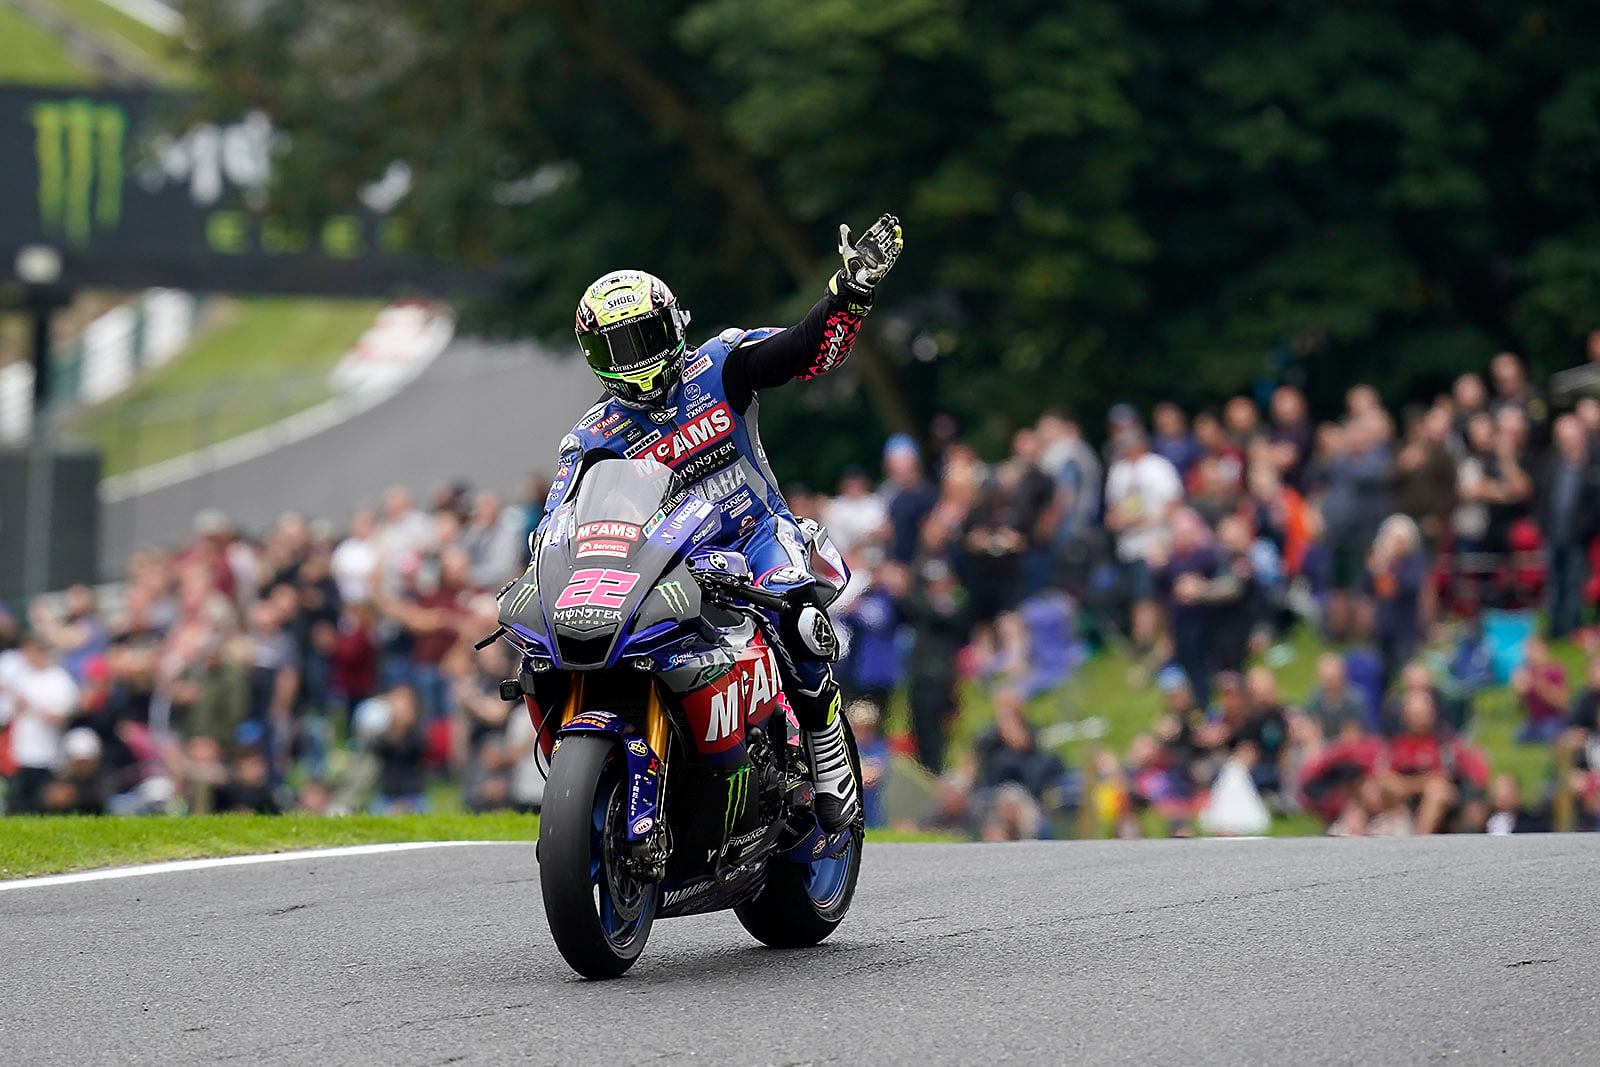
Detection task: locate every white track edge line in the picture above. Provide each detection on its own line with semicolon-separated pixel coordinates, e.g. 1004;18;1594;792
0;839;527;892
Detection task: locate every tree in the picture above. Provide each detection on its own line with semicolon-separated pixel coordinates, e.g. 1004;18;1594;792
184;0;1600;481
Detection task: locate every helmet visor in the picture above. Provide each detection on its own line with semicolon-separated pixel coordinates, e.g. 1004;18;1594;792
580;312;683;400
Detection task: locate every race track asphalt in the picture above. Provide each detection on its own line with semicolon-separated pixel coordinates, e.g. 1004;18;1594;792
4;835;1597;1065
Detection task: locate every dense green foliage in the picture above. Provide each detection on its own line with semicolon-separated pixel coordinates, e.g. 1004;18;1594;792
184;1;1600;479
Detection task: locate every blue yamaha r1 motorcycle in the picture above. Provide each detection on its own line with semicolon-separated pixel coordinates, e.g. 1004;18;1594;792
484;456;862;979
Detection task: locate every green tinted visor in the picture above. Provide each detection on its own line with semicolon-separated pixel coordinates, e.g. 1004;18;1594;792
580;309;672;365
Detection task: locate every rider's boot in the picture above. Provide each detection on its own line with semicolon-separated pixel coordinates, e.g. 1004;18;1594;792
790;680;861;834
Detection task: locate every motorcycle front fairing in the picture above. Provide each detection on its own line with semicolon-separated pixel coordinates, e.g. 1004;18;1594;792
497;457;719;668
495;456;736;851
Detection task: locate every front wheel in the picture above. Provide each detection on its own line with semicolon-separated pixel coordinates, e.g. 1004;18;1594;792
736;724;864;949
538;733;656;979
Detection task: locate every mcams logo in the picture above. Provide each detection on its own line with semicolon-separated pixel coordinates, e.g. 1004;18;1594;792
30;98;126;247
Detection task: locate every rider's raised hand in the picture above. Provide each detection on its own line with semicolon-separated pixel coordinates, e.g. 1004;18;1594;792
831;214;903;304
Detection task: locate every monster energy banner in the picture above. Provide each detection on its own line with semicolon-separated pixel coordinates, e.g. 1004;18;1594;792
0;86;492;296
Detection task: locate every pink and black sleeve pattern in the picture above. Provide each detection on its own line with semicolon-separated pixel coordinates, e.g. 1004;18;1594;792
722;289;870;406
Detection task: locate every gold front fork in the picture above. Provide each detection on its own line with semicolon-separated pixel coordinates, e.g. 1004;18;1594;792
559;673;668;759
644;681;669;759
560;674;587;726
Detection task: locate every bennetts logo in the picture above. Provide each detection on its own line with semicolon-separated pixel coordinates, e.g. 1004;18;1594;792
30;98;127;247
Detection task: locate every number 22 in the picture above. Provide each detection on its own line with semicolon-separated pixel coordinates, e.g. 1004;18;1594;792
555;568;640;609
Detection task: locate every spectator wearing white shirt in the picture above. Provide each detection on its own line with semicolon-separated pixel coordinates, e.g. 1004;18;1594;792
1104;428;1184;649
823;468;888;554
331;508;381;604
373;486;437;595
2;631;81;814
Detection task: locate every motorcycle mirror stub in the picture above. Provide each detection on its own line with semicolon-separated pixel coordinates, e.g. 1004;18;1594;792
498;678;524;702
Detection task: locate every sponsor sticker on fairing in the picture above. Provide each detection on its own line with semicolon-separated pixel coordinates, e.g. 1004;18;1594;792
575;539;631;559
728;826;767;849
577;521;641;542
663;880;715;906
555;568;640;608
627;738;649;757
632;816;654;835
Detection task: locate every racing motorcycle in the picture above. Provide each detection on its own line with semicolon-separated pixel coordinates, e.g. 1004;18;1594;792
481;455;863;979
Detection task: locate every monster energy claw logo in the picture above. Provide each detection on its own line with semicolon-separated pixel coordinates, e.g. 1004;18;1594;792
657;580;690;615
31;99;127;247
723;765;750;839
502;582;537;615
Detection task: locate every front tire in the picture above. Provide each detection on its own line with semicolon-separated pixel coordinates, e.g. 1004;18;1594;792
539;733;656;979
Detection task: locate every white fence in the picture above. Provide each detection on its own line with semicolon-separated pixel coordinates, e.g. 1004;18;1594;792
0;289;199;443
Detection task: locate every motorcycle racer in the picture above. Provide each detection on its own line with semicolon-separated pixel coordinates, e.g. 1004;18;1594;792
539;214;903;833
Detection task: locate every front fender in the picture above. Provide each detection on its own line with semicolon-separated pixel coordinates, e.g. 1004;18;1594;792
558;711;663;844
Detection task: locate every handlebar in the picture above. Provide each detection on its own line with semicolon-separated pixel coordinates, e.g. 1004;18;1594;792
690;569;793;614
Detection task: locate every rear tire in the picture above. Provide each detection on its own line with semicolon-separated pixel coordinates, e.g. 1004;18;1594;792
736;722;863;948
539;733;656;979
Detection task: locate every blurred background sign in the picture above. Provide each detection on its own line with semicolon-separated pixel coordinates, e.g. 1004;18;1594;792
0;85;493;297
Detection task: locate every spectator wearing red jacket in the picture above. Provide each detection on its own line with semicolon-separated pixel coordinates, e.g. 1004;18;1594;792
1379;690;1489;833
326;602;379;723
1512;639;1571;744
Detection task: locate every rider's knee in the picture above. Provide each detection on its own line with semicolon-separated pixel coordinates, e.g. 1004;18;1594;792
791;603;839;662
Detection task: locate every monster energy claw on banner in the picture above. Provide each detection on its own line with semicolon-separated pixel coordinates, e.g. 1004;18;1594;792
0;86;493;296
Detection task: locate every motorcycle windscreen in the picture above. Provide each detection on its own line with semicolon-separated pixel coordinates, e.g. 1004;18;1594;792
539;457;696;667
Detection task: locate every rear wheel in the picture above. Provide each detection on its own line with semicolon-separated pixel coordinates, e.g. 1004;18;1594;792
736;724;863;948
539;733;656;979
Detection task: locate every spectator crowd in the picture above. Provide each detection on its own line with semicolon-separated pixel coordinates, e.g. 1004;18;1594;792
7;340;1600;841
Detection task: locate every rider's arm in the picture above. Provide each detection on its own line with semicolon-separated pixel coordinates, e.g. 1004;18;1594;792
722;213;902;405
722;286;870;403
535;433;584;533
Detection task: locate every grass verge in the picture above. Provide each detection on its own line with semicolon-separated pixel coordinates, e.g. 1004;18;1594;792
0;812;537;879
1;813;955;879
40;0;193;84
69;297;382;476
0;5;93;85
